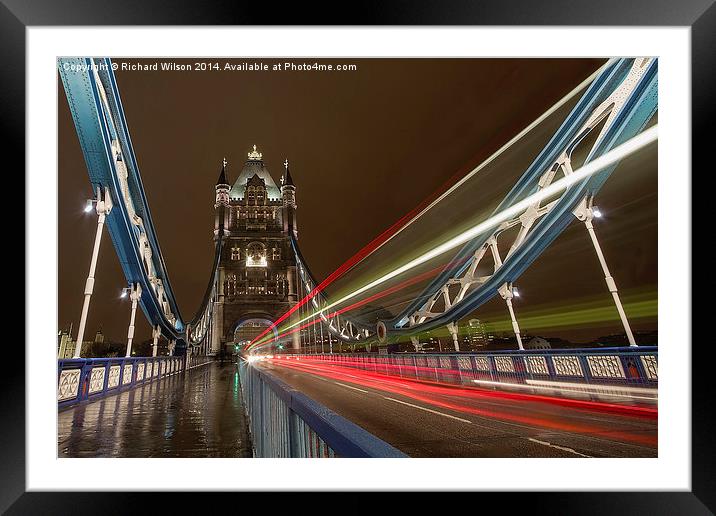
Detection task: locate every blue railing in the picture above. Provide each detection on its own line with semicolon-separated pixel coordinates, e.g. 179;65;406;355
238;358;407;458
277;347;658;405
58;356;185;409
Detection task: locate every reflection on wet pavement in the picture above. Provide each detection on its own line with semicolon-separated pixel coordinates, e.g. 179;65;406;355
58;362;252;457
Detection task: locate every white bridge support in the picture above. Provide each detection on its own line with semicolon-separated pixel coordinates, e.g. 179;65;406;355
574;198;637;346
446;322;461;352
74;187;112;358
390;59;655;352
498;283;524;350
125;283;142;357
152;325;160;357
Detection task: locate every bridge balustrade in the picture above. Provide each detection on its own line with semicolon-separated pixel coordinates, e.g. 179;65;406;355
238;359;407;458
57;356;185;408
276;347;658;405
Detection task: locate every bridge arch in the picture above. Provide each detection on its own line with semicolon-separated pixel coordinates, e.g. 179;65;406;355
228;314;279;352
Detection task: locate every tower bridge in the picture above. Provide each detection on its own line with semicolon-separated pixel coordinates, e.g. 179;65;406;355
57;57;659;458
212;146;300;356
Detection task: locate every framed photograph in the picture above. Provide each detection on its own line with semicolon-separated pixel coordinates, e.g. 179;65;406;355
9;0;711;511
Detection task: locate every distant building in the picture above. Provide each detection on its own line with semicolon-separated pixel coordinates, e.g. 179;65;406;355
590;330;657;347
58;326;130;358
525;336;551;350
57;330;75;359
417;331;444;352
461;318;495;350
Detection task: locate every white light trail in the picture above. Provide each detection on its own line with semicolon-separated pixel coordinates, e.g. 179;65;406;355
272;125;657;337
252;60;610;349
473;378;658;402
525;379;658;400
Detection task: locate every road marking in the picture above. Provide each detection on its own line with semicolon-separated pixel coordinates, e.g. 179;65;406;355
333;382;370;394
527;437;593;458
382;397;473;424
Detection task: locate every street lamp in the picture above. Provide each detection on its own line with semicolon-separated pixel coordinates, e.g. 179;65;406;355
574;197;636;346
73;186;113;358
122;283;142;357
498;282;523;350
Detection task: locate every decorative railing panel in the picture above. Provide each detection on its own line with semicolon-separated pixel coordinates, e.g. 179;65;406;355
57;356;187;408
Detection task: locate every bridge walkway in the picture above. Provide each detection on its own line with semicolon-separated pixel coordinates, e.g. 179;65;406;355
58;362;252;457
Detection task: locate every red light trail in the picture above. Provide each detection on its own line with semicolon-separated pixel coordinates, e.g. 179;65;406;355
247;153;486;349
264;357;657;447
249;256;469;351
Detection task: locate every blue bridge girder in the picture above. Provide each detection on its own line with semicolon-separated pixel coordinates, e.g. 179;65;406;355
59;58;219;348
382;57;658;340
281;58;657;345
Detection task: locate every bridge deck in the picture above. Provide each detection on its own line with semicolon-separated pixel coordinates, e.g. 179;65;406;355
258;359;657;458
58;362;252;458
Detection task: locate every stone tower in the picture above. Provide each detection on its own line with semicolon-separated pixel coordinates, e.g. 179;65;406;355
210;146;300;355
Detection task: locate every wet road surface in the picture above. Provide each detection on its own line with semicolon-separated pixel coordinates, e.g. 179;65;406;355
58;362;252;457
259;358;658;458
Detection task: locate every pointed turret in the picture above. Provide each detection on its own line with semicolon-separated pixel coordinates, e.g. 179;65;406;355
281;158;298;239
214;158;230;240
216;158;229;187
282;159;295;187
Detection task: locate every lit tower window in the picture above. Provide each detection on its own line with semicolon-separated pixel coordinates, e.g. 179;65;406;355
246;242;267;267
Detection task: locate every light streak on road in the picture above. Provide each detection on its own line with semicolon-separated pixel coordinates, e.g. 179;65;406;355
263;357;657;447
271;355;657;416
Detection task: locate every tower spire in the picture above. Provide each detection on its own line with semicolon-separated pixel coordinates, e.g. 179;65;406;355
216;157;229;186
214;157;230;239
282;158;295;187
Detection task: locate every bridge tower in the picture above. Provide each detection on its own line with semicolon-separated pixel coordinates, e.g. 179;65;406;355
210;146;301;355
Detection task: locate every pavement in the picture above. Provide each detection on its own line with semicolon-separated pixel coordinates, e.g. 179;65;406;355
58;362;252;458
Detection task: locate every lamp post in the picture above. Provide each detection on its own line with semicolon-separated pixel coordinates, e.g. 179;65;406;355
499;282;524;350
124;283;142;357
73;186;113;358
574;197;637;346
446;322;461;352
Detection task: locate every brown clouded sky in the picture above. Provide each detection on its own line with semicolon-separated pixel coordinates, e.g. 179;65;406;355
58;57;656;345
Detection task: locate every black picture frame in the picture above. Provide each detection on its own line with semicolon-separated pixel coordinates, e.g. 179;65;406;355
7;0;711;511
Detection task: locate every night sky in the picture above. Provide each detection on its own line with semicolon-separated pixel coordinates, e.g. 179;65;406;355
58;57;657;345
